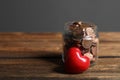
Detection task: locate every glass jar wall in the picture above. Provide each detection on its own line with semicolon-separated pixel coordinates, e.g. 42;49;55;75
62;21;99;65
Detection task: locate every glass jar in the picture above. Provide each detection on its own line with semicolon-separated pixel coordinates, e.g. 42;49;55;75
62;21;99;65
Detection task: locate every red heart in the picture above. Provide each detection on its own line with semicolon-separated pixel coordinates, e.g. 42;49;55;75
64;47;90;73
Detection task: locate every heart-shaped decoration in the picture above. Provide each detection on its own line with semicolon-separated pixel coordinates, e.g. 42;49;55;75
64;47;90;73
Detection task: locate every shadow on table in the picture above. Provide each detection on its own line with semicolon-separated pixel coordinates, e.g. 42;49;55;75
37;52;66;74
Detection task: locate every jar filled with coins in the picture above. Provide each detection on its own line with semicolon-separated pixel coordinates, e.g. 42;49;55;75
62;21;99;65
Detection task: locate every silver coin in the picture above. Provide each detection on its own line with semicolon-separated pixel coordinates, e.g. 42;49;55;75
82;36;92;49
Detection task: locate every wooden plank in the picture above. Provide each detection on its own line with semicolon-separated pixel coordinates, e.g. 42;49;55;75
0;32;63;57
0;32;119;57
0;32;119;41
99;42;120;56
99;32;120;41
0;58;119;79
0;32;63;41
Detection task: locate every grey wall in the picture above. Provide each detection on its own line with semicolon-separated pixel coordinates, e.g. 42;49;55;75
0;0;120;32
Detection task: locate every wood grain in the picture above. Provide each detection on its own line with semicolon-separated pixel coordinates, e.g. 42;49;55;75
0;32;119;80
0;32;119;57
0;58;119;80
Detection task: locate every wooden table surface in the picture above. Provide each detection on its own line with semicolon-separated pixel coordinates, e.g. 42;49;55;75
0;32;119;80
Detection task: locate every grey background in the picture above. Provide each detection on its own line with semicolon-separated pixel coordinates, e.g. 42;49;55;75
0;0;120;32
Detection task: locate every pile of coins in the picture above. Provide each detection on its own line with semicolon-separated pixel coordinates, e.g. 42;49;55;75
63;21;99;62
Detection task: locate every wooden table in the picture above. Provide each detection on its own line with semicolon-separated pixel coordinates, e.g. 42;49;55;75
0;32;119;80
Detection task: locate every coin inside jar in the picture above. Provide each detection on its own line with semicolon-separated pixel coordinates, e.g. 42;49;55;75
82;36;92;49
